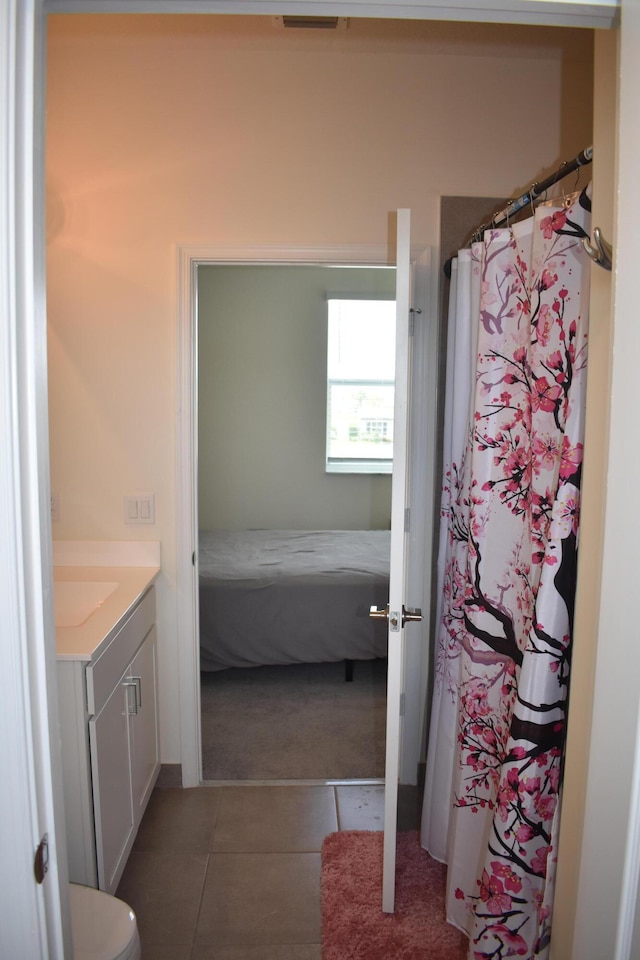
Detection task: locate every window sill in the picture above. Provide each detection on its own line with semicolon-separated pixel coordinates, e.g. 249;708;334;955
326;461;392;475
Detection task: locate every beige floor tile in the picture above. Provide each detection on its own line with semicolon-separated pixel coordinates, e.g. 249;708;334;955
211;785;337;853
133;786;221;853
335;783;420;832
135;946;191;960
195;852;321;946
335;783;384;830
191;946;322;959
116;851;208;945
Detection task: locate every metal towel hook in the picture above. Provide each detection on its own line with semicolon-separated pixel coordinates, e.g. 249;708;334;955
582;227;613;271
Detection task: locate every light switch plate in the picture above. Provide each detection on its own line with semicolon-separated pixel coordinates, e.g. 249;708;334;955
124;494;155;524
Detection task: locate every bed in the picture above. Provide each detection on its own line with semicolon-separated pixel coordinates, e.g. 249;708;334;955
198;529;390;671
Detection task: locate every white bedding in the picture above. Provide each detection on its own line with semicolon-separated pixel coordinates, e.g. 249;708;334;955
198;529;390;670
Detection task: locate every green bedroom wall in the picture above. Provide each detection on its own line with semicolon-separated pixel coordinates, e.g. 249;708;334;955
197;264;396;530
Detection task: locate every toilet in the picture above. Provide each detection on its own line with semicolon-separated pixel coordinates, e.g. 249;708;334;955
69;883;141;960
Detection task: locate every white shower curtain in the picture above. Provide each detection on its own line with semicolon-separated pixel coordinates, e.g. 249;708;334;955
421;190;591;959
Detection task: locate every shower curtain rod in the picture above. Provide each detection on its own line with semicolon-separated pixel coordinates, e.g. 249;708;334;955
443;145;593;277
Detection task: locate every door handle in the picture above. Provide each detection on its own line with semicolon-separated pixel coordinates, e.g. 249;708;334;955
369;605;423;630
369;604;390;622
123;679;139;715
402;606;422;626
370;605;400;631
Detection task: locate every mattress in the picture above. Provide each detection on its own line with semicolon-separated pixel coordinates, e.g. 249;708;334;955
198;529;390;670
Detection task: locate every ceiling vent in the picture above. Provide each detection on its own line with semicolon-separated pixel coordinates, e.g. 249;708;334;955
273;16;348;30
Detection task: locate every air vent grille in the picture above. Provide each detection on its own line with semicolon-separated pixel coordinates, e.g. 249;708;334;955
274;16;348;30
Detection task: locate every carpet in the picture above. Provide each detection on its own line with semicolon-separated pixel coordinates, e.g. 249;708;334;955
201;660;387;780
321;831;468;960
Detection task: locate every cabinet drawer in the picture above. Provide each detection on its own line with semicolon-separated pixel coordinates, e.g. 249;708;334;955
86;587;155;716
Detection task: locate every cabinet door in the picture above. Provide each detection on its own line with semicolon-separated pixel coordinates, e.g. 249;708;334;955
129;626;160;825
89;673;134;893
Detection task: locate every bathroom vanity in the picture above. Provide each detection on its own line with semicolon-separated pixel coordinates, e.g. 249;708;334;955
55;544;161;895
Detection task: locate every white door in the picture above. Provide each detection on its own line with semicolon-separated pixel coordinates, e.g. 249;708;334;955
371;208;422;913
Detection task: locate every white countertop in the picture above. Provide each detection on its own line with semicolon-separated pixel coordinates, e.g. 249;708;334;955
55;565;159;661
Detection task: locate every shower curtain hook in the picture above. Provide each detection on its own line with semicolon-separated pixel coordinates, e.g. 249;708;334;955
556;161;570;204
504;204;515;240
567;167;581;204
472;222;486;244
561;170;579;208
529;181;545;212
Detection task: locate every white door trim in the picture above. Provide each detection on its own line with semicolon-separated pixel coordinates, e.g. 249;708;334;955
402;245;439;776
1;1;71;957
176;241;433;787
382;208;412;913
45;0;619;29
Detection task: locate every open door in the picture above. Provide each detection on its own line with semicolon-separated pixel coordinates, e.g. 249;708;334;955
370;208;422;913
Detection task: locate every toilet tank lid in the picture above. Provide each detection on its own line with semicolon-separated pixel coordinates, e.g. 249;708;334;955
69;883;138;959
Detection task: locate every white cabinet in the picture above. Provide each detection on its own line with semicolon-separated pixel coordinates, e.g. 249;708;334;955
89;665;135;892
129;631;160;822
58;585;160;894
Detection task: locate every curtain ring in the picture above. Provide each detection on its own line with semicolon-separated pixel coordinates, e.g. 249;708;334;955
472;223;487;244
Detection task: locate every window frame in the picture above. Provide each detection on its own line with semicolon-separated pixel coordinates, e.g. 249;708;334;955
325;294;396;475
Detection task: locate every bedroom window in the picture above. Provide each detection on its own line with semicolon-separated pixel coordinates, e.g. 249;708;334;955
326;297;396;474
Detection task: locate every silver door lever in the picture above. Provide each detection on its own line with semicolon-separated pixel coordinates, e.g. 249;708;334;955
369;605;423;628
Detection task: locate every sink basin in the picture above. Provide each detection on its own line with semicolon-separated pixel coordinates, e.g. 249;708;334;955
54;581;118;627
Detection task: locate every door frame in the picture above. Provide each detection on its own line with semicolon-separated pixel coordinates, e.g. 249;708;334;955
11;1;635;957
1;3;72;957
176;241;436;788
44;0;618;27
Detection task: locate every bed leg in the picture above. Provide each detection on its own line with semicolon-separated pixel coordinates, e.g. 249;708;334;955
345;659;354;682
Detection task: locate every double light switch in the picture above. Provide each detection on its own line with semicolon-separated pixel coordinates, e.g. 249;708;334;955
124;494;155;524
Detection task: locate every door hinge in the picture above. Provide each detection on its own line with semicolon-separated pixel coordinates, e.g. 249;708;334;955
192;551;196;566
404;507;410;533
34;834;49;884
399;693;406;717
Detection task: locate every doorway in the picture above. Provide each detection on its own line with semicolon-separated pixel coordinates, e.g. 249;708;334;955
177;220;438;791
38;11;616;956
177;243;435;787
196;262;395;781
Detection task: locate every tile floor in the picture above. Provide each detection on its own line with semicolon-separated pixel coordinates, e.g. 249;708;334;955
116;780;420;960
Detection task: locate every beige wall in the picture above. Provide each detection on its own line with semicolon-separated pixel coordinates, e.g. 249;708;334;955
45;14;594;761
198;264;395;531
551;26;617;960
